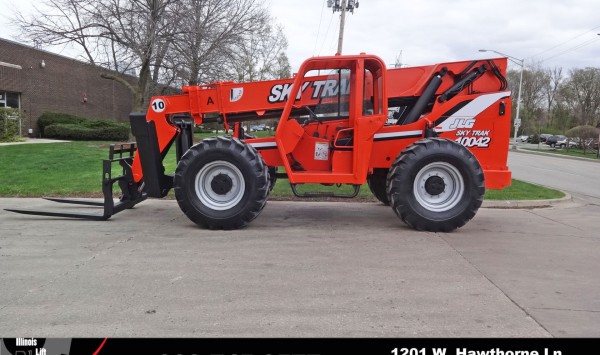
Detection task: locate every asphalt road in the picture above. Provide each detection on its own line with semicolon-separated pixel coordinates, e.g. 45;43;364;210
508;149;600;204
0;151;599;337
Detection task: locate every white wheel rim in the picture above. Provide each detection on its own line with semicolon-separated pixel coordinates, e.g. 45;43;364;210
195;161;245;211
413;162;464;212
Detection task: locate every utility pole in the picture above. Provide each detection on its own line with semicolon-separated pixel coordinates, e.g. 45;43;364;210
327;0;359;54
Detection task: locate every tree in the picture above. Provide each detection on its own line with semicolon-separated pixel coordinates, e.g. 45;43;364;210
560;68;600;127
169;0;275;86
551;97;576;133
14;0;291;111
229;23;291;82
542;67;563;129
15;0;180;112
507;64;549;135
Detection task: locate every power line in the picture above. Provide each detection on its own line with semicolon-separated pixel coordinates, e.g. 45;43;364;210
529;24;600;59
312;0;327;56
539;36;600;64
318;12;335;55
325;14;340;54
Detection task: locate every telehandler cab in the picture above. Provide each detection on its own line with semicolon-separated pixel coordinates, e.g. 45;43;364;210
7;53;512;232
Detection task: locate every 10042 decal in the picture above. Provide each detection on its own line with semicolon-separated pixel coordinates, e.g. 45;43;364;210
455;136;491;148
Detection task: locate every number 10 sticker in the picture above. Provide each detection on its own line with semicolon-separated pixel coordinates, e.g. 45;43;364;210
151;98;166;113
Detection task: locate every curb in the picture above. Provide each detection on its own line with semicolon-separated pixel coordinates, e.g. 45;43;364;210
482;192;573;209
512;146;600;164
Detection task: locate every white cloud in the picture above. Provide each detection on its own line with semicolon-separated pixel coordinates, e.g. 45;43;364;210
2;0;599;74
269;0;600;73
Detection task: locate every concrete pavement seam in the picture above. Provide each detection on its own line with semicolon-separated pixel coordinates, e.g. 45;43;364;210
524;208;585;232
438;235;554;337
529;307;600;313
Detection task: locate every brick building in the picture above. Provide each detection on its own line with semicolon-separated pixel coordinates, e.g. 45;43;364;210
0;38;134;136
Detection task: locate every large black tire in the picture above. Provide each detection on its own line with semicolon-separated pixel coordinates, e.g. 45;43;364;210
174;136;269;230
367;168;389;205
386;138;485;232
267;166;278;192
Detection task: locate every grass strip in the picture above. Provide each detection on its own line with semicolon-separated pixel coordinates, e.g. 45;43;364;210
1;141;563;200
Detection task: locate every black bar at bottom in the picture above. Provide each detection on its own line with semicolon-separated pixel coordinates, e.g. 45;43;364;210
0;338;596;355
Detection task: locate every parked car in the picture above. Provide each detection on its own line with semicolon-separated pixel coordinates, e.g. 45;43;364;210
545;135;576;148
557;137;577;148
539;133;553;143
516;135;530;143
545;135;563;147
249;124;268;132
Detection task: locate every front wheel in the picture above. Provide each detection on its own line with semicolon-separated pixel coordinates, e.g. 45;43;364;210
386;138;485;232
174;136;269;230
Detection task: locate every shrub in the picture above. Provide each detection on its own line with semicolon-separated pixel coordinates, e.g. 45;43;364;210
566;125;600;153
38;112;85;136
44;122;130;141
38;112;130;141
529;134;540;144
0;108;24;142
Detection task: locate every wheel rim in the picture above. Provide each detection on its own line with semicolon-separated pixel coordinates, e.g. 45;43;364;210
413;162;464;212
195;161;245;210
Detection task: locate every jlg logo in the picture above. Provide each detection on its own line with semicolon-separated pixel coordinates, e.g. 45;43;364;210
448;118;475;129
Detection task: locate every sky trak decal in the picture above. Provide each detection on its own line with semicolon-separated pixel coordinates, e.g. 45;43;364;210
455;130;491;148
268;79;351;103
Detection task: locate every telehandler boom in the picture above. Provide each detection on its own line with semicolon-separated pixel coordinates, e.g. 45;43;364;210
7;53;512;232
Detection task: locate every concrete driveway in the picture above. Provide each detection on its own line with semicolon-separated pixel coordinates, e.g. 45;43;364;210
1;195;598;337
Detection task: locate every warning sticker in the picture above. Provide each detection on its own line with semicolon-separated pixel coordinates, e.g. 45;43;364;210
314;142;329;161
230;87;243;102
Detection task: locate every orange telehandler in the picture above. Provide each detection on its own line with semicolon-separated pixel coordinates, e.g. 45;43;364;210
7;53;512;232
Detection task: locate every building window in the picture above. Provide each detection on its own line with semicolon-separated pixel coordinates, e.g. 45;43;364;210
0;91;20;109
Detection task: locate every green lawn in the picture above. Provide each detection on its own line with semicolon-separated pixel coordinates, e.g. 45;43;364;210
1;141;563;201
523;147;599;160
0;141;111;196
483;179;564;200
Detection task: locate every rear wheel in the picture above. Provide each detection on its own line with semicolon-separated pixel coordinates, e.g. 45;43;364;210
386;138;485;232
367;168;389;205
174;136;269;229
